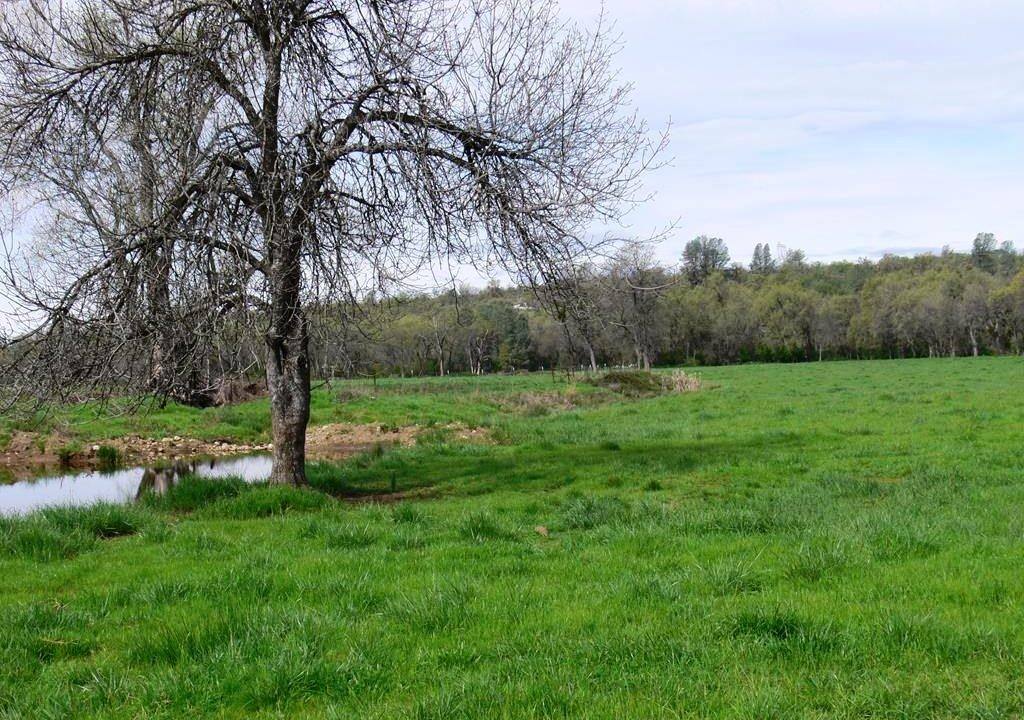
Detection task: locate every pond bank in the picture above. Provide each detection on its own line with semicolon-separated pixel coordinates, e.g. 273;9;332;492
0;422;427;482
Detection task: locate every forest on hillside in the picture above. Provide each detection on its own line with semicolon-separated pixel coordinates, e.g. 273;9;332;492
305;233;1024;378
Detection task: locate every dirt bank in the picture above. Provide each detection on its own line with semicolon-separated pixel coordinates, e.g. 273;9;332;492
0;422;487;480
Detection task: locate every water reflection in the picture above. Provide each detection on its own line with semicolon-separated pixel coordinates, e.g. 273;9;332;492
0;454;273;516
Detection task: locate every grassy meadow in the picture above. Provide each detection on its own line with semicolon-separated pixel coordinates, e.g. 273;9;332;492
3;357;1024;718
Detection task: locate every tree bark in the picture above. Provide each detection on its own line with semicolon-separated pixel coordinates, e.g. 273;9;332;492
265;216;311;485
266;314;310;486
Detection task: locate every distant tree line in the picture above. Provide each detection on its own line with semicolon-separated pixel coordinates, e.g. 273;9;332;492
5;233;1020;388
313;233;1024;377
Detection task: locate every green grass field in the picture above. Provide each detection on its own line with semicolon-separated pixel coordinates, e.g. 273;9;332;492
3;358;1024;718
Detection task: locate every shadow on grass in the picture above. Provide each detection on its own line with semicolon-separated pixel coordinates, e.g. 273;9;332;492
307;431;811;501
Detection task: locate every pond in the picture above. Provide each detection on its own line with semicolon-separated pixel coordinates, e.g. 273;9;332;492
0;454;273;516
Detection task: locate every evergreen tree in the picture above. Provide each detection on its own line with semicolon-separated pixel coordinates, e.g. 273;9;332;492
750;244;776;274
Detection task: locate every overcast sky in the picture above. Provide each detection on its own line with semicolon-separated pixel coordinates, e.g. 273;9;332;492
560;0;1024;266
4;1;1022;276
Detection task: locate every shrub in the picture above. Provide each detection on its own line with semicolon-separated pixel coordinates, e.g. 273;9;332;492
665;370;702;393
585;370;703;397
585;371;665;397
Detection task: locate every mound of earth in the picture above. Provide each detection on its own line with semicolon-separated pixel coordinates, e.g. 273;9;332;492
585;370;702;397
305;423;418;459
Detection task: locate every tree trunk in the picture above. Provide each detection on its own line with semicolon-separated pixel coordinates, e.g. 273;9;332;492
265;218;311;485
587;343;598;373
266;315;310;485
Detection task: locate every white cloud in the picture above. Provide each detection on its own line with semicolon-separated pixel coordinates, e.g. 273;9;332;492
559;0;1024;264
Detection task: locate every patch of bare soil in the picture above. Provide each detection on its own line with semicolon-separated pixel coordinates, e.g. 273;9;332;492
0;431;62;476
306;422;492;458
305;423;418;460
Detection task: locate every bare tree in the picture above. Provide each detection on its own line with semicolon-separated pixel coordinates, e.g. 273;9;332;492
603;241;671;371
0;64;242;406
0;0;659;484
539;262;604;372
